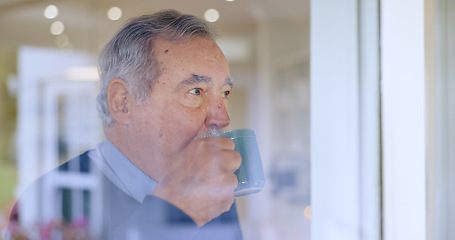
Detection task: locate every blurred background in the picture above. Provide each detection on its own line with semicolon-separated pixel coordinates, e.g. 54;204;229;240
0;0;310;239
2;1;454;240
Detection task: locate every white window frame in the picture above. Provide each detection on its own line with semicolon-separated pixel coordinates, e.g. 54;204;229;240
381;1;427;239
311;0;431;239
311;1;381;239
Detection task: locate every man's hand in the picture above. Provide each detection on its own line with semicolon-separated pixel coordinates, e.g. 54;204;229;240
152;137;241;226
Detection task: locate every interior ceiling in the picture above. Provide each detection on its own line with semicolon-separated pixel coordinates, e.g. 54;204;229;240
0;0;309;54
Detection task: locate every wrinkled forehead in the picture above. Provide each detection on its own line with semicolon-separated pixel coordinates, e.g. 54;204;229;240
152;36;230;84
153;36;226;64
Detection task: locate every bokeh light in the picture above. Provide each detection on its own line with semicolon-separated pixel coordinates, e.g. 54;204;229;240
55;34;70;48
204;9;220;23
107;7;122;21
304;205;311;219
50;21;64;35
44;5;58;19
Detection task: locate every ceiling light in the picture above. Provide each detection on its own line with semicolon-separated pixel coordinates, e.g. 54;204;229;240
107;7;122;21
55;34;70;48
50;21;64;35
60;42;73;55
44;5;58;19
225;0;235;2
204;9;220;23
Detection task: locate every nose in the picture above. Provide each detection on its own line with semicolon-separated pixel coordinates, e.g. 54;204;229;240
205;97;230;129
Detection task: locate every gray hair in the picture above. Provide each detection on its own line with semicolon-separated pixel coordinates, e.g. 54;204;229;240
97;9;217;126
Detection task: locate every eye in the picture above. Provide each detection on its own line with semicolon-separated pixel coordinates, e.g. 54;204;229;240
222;90;231;98
181;88;206;108
189;88;203;96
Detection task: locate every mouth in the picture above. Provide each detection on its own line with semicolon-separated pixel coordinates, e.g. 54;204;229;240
194;126;227;139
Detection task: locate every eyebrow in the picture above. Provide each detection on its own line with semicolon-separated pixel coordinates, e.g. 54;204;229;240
225;77;233;88
174;74;233;92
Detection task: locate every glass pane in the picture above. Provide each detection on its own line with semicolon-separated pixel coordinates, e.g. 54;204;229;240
0;1;310;239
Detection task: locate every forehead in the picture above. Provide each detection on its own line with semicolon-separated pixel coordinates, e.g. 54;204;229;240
150;37;232;95
153;37;230;76
154;36;222;56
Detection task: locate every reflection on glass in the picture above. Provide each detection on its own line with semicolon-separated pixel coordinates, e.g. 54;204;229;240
0;2;310;240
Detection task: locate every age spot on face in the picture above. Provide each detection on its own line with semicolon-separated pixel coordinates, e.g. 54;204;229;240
164;49;169;54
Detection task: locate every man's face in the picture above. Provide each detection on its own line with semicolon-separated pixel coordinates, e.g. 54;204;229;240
128;37;232;178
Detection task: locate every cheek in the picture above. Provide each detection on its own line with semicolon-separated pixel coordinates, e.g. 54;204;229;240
133;114;157;142
164;107;208;146
175;107;207;130
131;101;162;136
179;93;206;108
134;99;209;145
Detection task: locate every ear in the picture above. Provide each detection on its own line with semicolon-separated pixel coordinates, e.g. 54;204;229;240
107;78;133;125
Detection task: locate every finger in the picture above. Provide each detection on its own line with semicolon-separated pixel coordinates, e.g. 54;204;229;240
220;137;235;150
207;148;240;171
227;171;239;187
221;150;241;172
203;150;240;176
202;136;235;150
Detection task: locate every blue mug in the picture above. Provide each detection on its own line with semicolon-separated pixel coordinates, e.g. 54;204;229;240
218;129;265;197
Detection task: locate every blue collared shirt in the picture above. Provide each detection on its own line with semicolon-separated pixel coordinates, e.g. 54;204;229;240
89;139;158;203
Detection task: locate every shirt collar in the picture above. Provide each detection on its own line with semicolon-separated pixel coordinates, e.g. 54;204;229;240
96;139;158;203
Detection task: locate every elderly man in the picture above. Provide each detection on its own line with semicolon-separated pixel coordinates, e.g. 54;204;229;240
7;10;243;240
